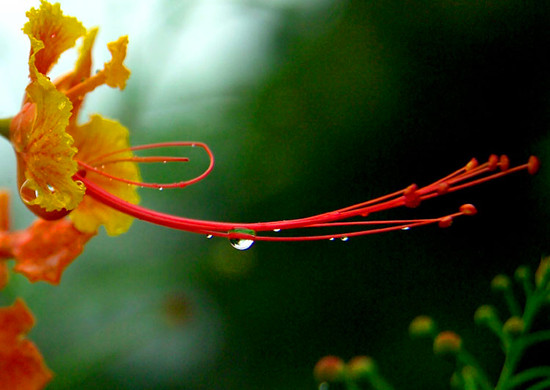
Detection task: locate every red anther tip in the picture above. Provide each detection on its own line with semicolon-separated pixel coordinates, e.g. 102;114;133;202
404;184;420;208
466;158;479;171
499;155;510;171
488;154;499;171
438;216;453;228
527;156;540;175
437;182;450;194
459;204;477;216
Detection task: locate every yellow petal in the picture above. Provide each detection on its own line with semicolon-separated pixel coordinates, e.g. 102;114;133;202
11;73;85;212
55;27;98;92
69;115;140;236
104;36;131;89
24;0;86;76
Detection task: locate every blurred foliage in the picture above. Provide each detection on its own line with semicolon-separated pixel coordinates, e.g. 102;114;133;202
2;0;550;389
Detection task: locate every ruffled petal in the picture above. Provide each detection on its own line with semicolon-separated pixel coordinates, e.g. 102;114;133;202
24;0;86;76
104;36;131;89
11;74;85;213
11;219;95;285
0;299;53;390
69;115;140;236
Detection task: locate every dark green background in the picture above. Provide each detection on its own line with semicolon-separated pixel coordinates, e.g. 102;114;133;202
3;0;550;389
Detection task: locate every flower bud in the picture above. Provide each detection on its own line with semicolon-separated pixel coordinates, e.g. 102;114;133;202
491;274;511;292
535;256;550;289
514;266;530;283
313;356;345;383
347;355;377;381
409;315;436;338
433;331;462;356
474;305;498;326
503;316;524;336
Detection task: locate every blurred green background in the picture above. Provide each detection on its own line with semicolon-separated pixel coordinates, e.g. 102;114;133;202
1;0;550;389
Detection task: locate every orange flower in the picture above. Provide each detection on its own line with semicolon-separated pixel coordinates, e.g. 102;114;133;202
0;299;53;390
0;2;540;250
10;0;137;236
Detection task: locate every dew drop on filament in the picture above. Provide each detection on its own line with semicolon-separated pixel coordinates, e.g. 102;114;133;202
228;228;255;250
206;234;213;239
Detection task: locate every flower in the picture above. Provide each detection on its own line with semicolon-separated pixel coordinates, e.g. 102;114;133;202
0;299;53;390
0;1;541;250
10;0;136;236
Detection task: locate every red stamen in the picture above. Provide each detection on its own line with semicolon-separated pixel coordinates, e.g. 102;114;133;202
74;154;538;243
77;141;214;189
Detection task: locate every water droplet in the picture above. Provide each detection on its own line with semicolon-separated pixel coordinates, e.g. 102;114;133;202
329;237;335;241
162;160;167;164
273;228;281;232
229;228;255;250
159;187;164;191
46;184;55;193
206;234;213;239
401;226;410;231
340;236;349;242
19;179;38;205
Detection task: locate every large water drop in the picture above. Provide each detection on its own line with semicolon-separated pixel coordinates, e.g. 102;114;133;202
19;179;39;205
229;228;255;250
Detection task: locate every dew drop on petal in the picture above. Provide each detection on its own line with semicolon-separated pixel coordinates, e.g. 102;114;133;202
229;228;255;250
19;179;38;205
273;228;281;232
340;236;349;242
46;184;55;193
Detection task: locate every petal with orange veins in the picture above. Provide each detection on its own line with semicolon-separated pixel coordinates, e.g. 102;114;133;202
11;219;95;285
70;115;140;236
103;36;131;90
11;74;85;213
24;0;86;77
0;299;53;390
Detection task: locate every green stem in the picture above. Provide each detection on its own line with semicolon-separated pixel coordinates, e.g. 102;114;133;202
366;372;396;390
503;289;522;318
525;378;550;390
0;118;11;139
457;350;494;390
504;366;550;390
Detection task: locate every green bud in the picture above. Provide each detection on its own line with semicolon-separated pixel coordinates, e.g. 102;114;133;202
313;356;346;383
347;356;377;380
409;315;436;338
514;266;530;283
535;256;550;289
474;305;498;326
433;331;462;356
503;316;524;336
491;274;511;292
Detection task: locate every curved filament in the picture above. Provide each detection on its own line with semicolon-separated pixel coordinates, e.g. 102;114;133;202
77;141;214;189
75;154;539;242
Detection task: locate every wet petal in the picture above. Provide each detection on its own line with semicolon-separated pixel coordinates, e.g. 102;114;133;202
12;219;95;285
70;115;140;236
0;299;53;390
24;0;86;76
11;75;85;213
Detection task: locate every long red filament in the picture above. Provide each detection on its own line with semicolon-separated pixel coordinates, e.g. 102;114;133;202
74;152;540;242
76;141;214;189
